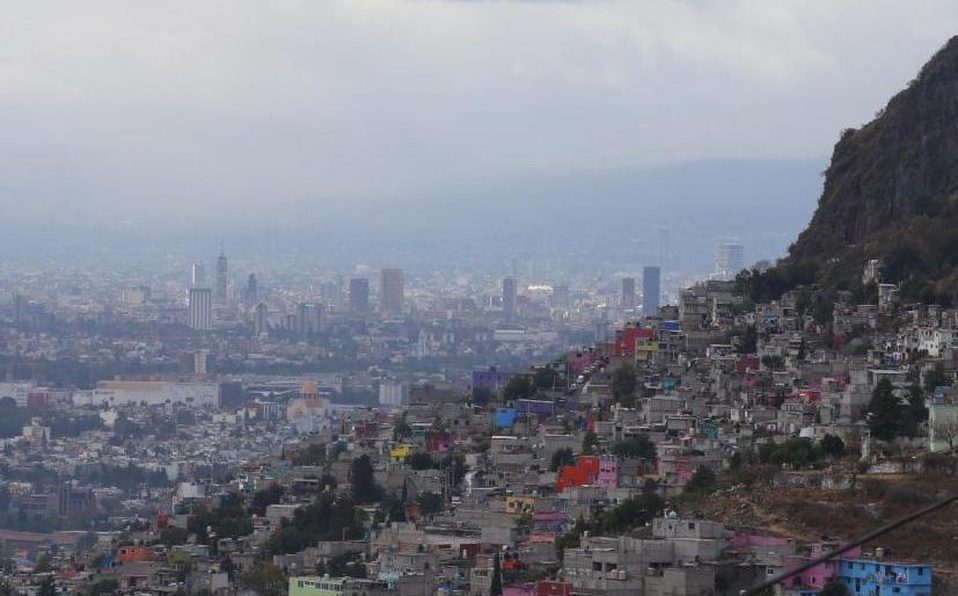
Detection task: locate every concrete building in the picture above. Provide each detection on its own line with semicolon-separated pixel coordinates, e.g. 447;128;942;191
349;278;370;313
379;268;404;315
503;277;518;321
643;266;661;318
215;248;228;305
713;242;744;281
622;277;636;310
191;262;205;287
188;287;212;330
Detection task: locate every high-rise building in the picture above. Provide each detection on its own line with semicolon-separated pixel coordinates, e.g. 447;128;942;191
643;266;661;318
245;273;258;305
194;350;209;376
379;268;404;314
714;242;744;281
191;262;205;287
349;278;370;312
188;288;213;330
551;284;570;309
296;303;324;336
253;302;269;335
622;277;636;309
502;277;518;321
215;248;228;305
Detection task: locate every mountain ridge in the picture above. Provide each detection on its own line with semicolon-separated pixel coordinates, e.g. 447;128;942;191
769;35;958;303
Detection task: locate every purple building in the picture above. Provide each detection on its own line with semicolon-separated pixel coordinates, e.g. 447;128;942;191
472;368;511;392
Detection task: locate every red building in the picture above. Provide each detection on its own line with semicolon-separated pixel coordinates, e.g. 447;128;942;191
556;456;600;492
535;581;573;596
613;327;654;357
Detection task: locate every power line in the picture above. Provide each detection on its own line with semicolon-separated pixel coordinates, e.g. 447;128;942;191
744;493;958;595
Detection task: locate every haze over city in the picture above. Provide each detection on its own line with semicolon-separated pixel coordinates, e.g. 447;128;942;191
4;4;958;596
4;1;958;270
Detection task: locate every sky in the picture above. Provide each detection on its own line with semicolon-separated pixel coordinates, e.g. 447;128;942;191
2;1;958;232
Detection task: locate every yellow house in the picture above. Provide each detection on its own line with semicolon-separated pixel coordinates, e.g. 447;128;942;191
389;444;414;462
635;338;659;363
506;495;536;514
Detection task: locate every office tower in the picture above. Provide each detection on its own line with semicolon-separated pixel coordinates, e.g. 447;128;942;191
349;278;370;312
188;288;213;330
191;262;205;287
379;268;404;314
642;266;661;318
215;248;228;305
551;284;570;309
194;350;209;376
253;302;269;335
245;273;258;305
502;277;517;321
714;242;745;281
621;277;636;309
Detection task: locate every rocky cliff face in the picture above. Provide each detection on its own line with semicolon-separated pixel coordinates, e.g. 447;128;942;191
785;36;958;299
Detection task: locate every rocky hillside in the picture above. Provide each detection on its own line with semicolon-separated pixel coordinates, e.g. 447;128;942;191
778;36;958;303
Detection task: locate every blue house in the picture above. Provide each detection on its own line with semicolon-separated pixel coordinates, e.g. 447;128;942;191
494;407;517;428
838;558;932;596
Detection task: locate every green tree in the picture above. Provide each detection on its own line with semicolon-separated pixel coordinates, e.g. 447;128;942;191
490;553;503;596
533;366;561;390
240;561;286;596
503;376;534;402
37;577;56;596
581;431;599;455
549;448;575;472
819;578;850;596
818;434;845;459
87;578;120;596
684;466;717;495
350;455;382;504
407;452;435;470
249;484;285;516
416;491;443;515
293;443;327;466
868;378;901;442
599;492;665;533
611;364;637;405
924;363;948;394
611;435;656;461
159;525;190;547
737;325;758;354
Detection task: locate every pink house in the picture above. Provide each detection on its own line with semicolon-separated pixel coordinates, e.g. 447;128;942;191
595;456;618;488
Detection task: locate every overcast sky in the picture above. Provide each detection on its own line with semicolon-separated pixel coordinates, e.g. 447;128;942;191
2;1;958;230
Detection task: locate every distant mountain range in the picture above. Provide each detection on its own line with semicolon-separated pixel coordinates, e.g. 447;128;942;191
0;157;826;275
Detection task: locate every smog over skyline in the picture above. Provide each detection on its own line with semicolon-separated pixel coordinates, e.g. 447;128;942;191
3;1;958;269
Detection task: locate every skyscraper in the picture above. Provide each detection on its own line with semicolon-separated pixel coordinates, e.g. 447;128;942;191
253;302;269;335
502;277;517;321
642;266;661;318
296;303;324;336
191;262;205;287
379;268;404;314
188;287;212;330
245;273;258;305
714;242;745;281
215;248;228;305
621;277;636;309
349;278;370;312
551;284;570;309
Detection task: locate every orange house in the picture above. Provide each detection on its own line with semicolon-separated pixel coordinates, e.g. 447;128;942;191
117;546;154;563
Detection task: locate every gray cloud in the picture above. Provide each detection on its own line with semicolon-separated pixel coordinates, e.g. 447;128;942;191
1;1;957;229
